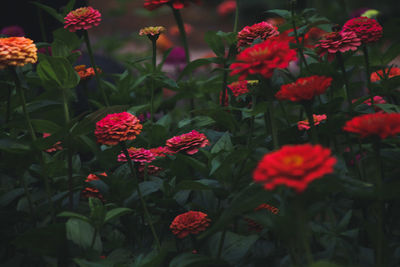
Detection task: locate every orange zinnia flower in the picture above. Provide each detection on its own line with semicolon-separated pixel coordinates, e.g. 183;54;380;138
0;37;37;69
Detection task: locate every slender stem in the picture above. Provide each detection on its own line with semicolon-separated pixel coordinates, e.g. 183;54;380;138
303;103;318;144
217;228;227;259
6;86;12;123
267;97;279;150
62;90;70;124
278;101;291;127
337;52;353;112
83;31;109;106
90;228;98;249
10;67;36;141
62;90;74;209
362;45;374;108
21;174;35;220
221;62;228;107
171;8;190;64
120;142;161;251
247;94;256;148
373;141;384;267
233;0;239;33
150;39;157;123
36;3;47;43
345;133;362;180
295;199;314;265
290;1;309;72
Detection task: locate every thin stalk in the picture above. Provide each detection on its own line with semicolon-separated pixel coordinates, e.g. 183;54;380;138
303;104;318;144
267;97;279;150
221;62;228;107
337;52;353;112
83;31;109;106
90;228;98;249
247;94;256;147
362;45;374;107
171;8;190;64
345;133;362;180
295;200;314;265
233;0;239;33
290;1;309;72
217;228;227;259
36;4;47;43
121;142;161;251
278;101;291;127
62;90;74;209
21;175;35;220
150;39;157;123
6;87;12;123
373;141;384;267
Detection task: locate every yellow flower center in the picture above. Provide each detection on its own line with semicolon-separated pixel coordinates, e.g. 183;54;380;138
282;155;304;166
71;7;90;17
249;48;269;58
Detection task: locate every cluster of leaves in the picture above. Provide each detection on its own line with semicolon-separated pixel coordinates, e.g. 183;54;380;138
1;1;400;267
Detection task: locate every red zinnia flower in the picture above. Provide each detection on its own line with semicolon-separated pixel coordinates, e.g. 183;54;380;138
166;130;210;155
42;133;63;153
237;21;279;50
150;146;175;157
316;31;361;61
342;17;383;44
245;203;279;232
370;67;400;82
253;144;336;193
117;147;156;163
303;27;326;48
297;114;327;131
74;65;101;80
170;211;211;238
217;0;236;17
343;113;400;139
0;37;37;69
95;112;143;146
230;39;297;80
275;75;333;102
220;80;252;106
144;0;200;11
352;96;387;112
64;6;101;32
82;173;107;201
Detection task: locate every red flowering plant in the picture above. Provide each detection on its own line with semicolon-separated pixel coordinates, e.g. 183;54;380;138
165;130;210;155
170;211;211;238
64;7;101;32
342;17;383;44
236;21;279;50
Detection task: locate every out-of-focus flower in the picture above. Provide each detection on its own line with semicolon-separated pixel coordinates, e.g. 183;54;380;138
297;114;327;131
139;26;166;39
217;0;236;17
303;27;326;48
237;21;279;50
95;112;142;146
74;65;101;80
165;47;186;65
144;0;200;11
37;46;52;56
352;96;387;112
150;146;175;157
117;147;156;163
230;39;297;80
371;67;400;82
42;133;63;153
64;6;101;32
342;17;383;44
82;173;107;201
1;25;25;37
220;80;253;106
245;203;279;232
361;9;380;19
138;164;162;178
166;130;210;155
0;37;37;69
170;211;211;238
276;75;332;102
138;112;151;123
253;144;336;193
343;113;400;139
156;35;173;52
169;24;193;36
266;17;286;26
315;31;361;61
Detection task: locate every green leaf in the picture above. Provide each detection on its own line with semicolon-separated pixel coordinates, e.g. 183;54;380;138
53;28;81;51
170;253;229;267
37;55;80;89
0;188;25;207
176;154;208;175
31;119;62;133
309;261;341;267
104;208;132;223
31;1;64;22
89;198;106;228
211;132;233;154
66;218;102;251
0;138;30;154
265;9;291;19
176;181;211;191
204;31;225;57
57;211;90;223
178;58;220;80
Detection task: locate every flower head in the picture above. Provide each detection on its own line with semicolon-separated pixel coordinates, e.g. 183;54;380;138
275;75;333;102
230;39;297;80
117;147;156;163
0;37;37;69
74;65;101;80
166;130;210;155
316;31;361;61
170;211;211;238
150;146;175;157
139;26;166;39
253;144;336;193
343;113;400;139
342;17;383;44
95;112;143;146
237;21;279;50
1;25;25;37
42;133;63;153
217;0;236;17
303;27;326;48
64;6;101;32
352;96;387;112
220;80;253;106
144;0;200;11
297;114;327;131
165;47;186;65
82;173;107;201
245;203;279;232
138;164;162;178
371;67;400;82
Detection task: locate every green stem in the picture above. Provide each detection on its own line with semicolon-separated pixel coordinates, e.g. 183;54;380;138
267;97;279;150
295;199;314;265
21;174;35;220
290;1;309;72
62;90;74;209
345;133;362;180
36;2;47;43
337;52;353;112
362;45;374;108
151;39;157;123
373;141;384;267
217;228;227;259
221;61;228;107
233;0;239;32
121;142;161;251
90;228;98;249
279;101;291;127
303;103;318;144
247;94;256;148
171;8;190;64
83;31;109;106
6;86;12;123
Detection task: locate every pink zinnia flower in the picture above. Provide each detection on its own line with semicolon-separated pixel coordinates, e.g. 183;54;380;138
42;133;63;153
166;130;210;155
64;6;101;32
150;146;175;157
117;147;156;163
237;21;279;50
297;114;327;131
342;17;383;44
352;96;387;112
316;31;361;61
